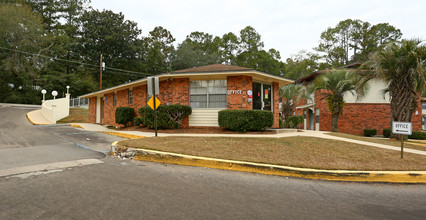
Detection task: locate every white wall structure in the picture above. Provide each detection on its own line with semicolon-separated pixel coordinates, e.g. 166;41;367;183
189;109;223;127
42;94;70;124
344;79;390;103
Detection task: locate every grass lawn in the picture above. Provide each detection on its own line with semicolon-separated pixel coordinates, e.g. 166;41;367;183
325;132;426;152
118;136;426;171
57;108;89;123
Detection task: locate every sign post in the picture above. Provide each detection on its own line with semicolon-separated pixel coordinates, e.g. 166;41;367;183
392;121;412;159
147;77;160;137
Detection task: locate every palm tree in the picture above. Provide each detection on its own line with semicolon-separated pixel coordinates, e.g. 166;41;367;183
359;39;426;131
279;84;308;122
312;69;358;132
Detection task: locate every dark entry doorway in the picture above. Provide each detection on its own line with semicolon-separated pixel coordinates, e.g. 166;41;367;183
252;82;272;111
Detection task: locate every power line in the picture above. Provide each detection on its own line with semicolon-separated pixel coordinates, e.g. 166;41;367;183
0;46;150;77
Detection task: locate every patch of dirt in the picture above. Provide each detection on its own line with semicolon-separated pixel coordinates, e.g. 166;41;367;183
118;126;275;134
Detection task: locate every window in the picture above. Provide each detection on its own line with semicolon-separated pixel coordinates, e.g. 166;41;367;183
129;89;133;105
422;102;426;110
113;93;117;106
189;80;227;108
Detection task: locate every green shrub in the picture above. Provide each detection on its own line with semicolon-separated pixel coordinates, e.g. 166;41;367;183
383;128;391;138
133;117;143;127
409;131;426;140
284;115;304;128
363;128;377;137
138;105;192;129
115;107;135;127
279;115;284;128
218;110;273;132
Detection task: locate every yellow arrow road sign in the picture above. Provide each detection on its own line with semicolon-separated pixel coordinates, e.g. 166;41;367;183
147;96;161;110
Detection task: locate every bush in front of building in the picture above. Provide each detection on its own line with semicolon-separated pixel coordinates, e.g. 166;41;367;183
138;105;192;129
383;128;391;138
115;107;135;127
133;117;143;127
284;116;304;128
218;110;273;132
409;131;426;140
363;128;377;137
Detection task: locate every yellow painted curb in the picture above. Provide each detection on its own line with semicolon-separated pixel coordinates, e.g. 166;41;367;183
101;131;145;139
70;124;84;129
111;143;426;183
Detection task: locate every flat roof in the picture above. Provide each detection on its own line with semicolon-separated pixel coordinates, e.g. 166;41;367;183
80;64;294;98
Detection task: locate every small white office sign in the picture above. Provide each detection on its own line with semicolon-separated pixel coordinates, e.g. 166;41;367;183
392;121;412;135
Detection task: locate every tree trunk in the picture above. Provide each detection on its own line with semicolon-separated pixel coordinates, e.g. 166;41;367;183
331;113;339;132
389;77;415;139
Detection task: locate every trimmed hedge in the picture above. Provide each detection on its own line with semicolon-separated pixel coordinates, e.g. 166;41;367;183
409;131;426;140
133;117;143;127
218;110;273;132
363;128;377;137
284;115;304;128
138;105;192;129
383;128;391;138
115;107;135;127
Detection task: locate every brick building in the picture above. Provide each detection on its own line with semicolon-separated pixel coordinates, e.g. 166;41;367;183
294;64;423;135
80;64;293;128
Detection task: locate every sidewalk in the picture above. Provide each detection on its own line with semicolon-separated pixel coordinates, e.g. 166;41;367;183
73;123;426;156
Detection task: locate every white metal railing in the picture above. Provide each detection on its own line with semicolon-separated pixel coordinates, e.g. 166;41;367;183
70;97;89;108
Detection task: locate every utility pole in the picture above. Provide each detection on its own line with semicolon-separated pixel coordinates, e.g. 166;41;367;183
100;54;103;90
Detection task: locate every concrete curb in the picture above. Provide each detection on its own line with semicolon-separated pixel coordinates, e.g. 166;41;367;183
26;112;51;125
100;131;145;140
111;142;426;184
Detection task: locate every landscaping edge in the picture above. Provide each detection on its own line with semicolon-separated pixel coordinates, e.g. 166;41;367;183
111;141;426;184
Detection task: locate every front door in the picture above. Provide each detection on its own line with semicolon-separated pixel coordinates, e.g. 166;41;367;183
252;82;272;111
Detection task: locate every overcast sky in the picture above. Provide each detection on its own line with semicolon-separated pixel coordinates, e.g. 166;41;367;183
90;0;426;61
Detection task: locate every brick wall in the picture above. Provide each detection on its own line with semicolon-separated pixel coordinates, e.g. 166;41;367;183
227;75;252;110
156;78;189;105
88;97;96;123
294;89;423;135
272;82;280;128
100;79;190;127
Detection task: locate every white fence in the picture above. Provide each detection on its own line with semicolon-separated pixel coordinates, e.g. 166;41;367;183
70;97;89;108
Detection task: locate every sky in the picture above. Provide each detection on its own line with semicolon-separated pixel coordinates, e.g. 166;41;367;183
90;0;426;61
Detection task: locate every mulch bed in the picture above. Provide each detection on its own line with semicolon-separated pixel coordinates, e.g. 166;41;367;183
117;126;275;134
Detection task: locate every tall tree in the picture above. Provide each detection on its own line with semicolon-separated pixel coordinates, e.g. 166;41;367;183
145;26;175;74
0;3;49;103
282;50;325;80
315;19;402;67
311;70;359;132
358;39;426;134
171;41;221;70
219;32;239;64
79;9;144;88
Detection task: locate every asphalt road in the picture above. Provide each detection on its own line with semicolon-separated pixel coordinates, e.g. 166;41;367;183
0;103;425;219
1;158;426;220
0;104;122;170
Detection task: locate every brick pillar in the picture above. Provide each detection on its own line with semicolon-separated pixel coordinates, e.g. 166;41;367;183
272;82;280;128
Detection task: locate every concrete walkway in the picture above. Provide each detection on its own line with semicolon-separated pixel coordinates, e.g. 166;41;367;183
72;123;426;156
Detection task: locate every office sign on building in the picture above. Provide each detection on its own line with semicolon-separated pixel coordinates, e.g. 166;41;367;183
392;121;412;135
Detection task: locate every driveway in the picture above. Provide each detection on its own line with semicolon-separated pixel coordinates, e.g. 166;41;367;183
0;104;123;170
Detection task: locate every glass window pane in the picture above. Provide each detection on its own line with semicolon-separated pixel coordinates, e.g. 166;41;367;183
208;94;227;108
190;94;207;108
